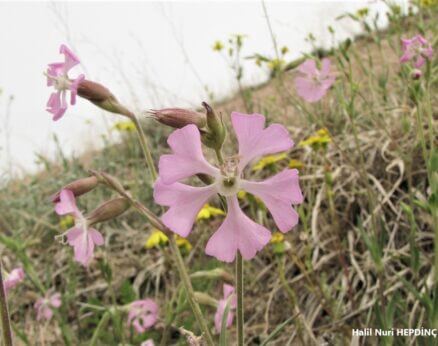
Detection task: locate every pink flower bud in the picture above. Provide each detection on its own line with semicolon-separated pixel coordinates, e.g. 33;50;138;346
147;108;206;129
51;176;99;203
77;80;133;118
411;69;422;80
86;197;131;225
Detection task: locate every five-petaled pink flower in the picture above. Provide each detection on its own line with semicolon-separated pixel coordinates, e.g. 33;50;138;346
3;267;25;294
294;58;336;103
55;189;104;267
127;299;159;334
34;292;62;321
153;112;303;262
46;44;85;121
214;284;237;333
400;35;433;68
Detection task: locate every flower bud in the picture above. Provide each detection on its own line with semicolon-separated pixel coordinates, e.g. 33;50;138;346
147;108;206;129
411;69;422;80
193;292;218;307
201;102;226;151
51;176;99;203
77;80;133;118
86;197;131;226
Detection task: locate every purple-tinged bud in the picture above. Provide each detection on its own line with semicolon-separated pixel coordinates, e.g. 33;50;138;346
147;108;206;129
86;197;131;226
201;102;226;151
411;69;422;80
51;176;99;203
78;80;133;118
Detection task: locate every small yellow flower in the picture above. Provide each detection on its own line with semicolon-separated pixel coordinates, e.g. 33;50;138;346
288;159;304;170
113;121;136;132
270;232;285;244
252;153;288;171
356;7;369;18
175;235;192;252
212;41;224;52
418;0;437;6
237;190;247;200
197;204;225;221
267;58;285;72
145;229;169;249
299;128;331;150
59;215;74;230
280;46;289;55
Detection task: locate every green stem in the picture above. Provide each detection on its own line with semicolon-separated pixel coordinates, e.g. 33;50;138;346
132;114;158;181
0;261;13;346
90;311;111;346
132;113;214;344
169;237;215;346
236;253;244;346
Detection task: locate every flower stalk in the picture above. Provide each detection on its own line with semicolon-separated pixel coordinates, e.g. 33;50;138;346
0;261;13;346
236;253;244;346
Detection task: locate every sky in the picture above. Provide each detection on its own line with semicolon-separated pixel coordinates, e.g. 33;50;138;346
0;0;406;181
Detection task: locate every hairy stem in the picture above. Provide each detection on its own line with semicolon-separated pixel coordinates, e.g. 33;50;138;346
132;114;214;344
236;253;244;346
169;237;215;345
0;261;13;346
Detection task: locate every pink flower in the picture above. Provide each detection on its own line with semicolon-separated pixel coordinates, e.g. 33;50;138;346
294;58;335;103
55;189;104;267
141;340;155;346
214;284;237;333
127;299;159;334
34;292;62;321
154;112;303;262
3;267;24;294
400;35;433;68
46;44;85;121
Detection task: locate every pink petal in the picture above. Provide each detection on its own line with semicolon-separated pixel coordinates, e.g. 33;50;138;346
214;300;235;333
69;231;94;266
46;63;64;86
66;227;82;244
60;44;80;72
46;91;67;121
89;229;104;246
133;319;145;333
50;293;62;308
4;267;25;294
320;58;332;76
154;178;216;237
158;125;219;184
55;189;80;217
297;59;318;76
241;169;303;232
223;284;234;299
70;74;85;105
205;196;271;262
231;112;293;171
141;340;155;346
295;76;328;103
42;306;54;320
414;55;426;68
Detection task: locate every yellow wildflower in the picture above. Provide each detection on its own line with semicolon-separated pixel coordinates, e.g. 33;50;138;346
418;0;437;6
175;235;192;252
113;121;136;132
59;215;74;230
288;159;304;170
270;232;285;244
356;8;369;18
212;41;224;52
299;128;331;150
145;229;169;249
267;58;285;73
252;153;288;171
280;46;289;55
197;204;225;221
237;190;247;200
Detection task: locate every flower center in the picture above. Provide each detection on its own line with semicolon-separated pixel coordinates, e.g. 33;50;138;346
54;75;71;91
216;156;242;197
